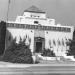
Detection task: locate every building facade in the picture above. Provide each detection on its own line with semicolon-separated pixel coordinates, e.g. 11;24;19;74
6;6;74;56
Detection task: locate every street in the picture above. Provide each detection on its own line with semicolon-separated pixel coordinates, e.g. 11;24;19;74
0;61;75;75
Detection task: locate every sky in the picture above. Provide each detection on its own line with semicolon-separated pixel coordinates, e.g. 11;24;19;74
0;0;75;26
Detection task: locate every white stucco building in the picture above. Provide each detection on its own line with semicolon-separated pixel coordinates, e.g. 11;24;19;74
6;5;74;56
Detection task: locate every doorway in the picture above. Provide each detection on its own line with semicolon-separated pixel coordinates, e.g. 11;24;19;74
34;37;45;53
36;42;42;53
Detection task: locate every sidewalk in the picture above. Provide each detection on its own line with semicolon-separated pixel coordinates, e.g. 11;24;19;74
0;60;75;67
0;61;75;67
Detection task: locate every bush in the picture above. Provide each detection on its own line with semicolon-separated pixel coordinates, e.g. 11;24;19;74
67;39;75;58
41;48;55;57
67;30;75;58
3;38;33;64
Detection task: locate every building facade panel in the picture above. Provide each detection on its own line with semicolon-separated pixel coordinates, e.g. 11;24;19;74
6;6;74;57
6;28;34;52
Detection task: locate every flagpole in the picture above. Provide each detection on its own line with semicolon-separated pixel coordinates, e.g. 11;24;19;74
7;0;10;22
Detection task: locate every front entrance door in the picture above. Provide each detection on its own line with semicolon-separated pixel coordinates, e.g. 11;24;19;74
34;37;45;53
36;42;42;53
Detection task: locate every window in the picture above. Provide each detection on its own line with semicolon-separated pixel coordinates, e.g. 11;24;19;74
58;39;61;45
38;16;40;18
53;40;56;46
34;21;39;24
31;15;32;17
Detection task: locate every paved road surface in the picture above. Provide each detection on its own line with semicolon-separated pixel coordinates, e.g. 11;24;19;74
0;61;75;75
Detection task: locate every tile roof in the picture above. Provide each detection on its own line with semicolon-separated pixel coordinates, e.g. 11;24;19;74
24;5;45;13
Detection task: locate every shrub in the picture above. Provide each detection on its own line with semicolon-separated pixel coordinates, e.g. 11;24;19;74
67;30;75;58
67;39;75;58
41;48;55;57
3;38;33;64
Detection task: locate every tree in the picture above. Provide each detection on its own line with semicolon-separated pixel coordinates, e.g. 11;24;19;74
3;37;33;64
67;39;75;57
0;21;6;55
67;30;75;57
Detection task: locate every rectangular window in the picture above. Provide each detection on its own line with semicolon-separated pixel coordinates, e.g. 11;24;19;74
34;21;39;24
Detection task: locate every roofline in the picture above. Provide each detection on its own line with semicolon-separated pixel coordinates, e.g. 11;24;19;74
6;22;73;28
24;10;45;13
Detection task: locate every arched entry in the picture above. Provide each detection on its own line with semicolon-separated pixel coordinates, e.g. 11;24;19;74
34;37;45;53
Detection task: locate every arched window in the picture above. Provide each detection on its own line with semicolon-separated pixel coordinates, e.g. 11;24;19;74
53;40;56;46
62;39;64;46
58;39;61;45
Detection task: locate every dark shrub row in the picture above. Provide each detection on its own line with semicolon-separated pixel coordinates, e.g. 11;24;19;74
3;38;33;64
41;48;55;57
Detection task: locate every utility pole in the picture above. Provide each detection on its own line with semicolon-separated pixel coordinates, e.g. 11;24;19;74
7;0;10;22
4;0;11;57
